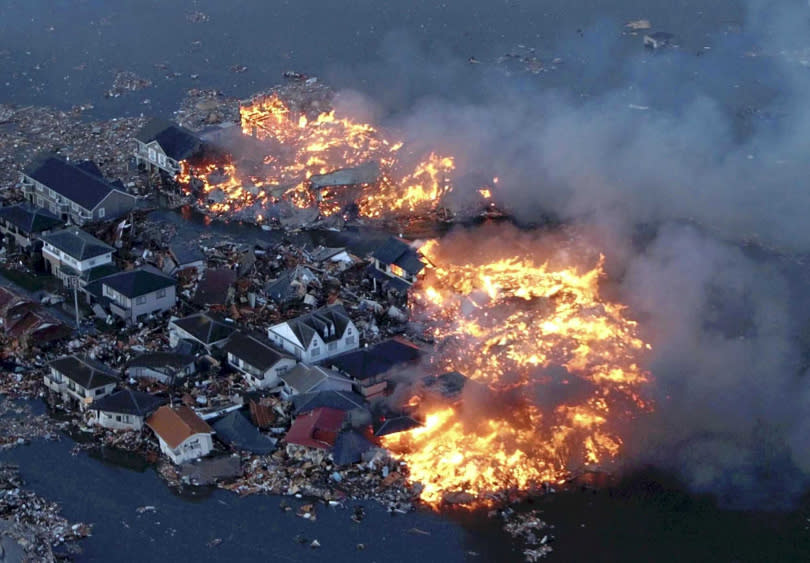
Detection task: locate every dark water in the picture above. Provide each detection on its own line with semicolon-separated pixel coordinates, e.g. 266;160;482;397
3;1;810;561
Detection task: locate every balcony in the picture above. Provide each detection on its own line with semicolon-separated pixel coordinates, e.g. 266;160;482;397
43;373;65;393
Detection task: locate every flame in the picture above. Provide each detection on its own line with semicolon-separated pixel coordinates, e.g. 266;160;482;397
381;229;652;507
180;94;454;218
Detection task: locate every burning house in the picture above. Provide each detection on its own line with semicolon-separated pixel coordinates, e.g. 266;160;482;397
369;236;427;292
134;118;203;176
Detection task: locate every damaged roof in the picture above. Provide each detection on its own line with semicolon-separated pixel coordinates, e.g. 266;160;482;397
0;203;63;234
292;389;368;415
92;389;166;417
309;161;380;189
146;405;213;449
170;313;235;345
224;331;293;371
135;118;202;161
49;355;118;390
42;227;114;261
371;236;426;275
24;155;120;210
211;410;277;454
285;407;345;450
98;267;176;298
126;351;196;371
332;429;375;466
193;268;236;306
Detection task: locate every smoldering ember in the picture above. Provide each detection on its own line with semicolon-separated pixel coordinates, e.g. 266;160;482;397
0;74;684;562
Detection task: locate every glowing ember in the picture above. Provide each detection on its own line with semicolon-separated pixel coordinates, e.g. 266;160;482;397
180;94;454;219
381;228;652;506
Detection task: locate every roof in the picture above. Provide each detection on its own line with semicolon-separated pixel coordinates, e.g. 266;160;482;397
373;412;422;437
169;242;205;266
91;389;166;417
265;266;319;304
126;351;196;371
135;118;202;161
309;161;380;189
273;304;352;350
24;155;119;210
170;313;235;345
366;264;413;292
422;371;467;399
332;429;375;465
292;390;368;416
0;203;62;234
42;227;114;261
371;237;426;275
192;268;236;306
211;410;277;454
280;364;353;395
98;267;175;298
146;405;213;450
224;332;292;371
49;355;118;390
329;337;421;381
284;407;345;450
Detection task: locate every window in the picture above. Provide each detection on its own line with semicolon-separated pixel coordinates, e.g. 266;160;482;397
98;208;105;218
148;148;157;162
95;388;104;395
115;415;122;422
158;154;166;166
345;335;355;346
135;295;147;305
156;288;167;298
311;347;320;357
88;259;96;266
328;342;337;352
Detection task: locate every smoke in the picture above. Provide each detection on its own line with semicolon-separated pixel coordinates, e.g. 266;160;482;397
337;1;810;506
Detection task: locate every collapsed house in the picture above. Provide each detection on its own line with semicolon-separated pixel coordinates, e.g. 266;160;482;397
124;351;197;385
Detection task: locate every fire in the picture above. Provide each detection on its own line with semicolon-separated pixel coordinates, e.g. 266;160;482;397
180;94;454;219
381;228;652;506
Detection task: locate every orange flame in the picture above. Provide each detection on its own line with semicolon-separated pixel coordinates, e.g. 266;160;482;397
381;230;652;507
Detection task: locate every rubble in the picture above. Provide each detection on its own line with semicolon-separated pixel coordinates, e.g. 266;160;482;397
0;463;91;561
105;71;152;98
494;508;554;561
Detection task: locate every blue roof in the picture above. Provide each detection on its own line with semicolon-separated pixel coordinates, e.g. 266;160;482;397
24;155;119;210
329;338;421;381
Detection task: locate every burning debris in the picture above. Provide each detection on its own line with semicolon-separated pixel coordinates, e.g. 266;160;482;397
382;226;652;506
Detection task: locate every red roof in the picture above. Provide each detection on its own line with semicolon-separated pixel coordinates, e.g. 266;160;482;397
284;407;345;450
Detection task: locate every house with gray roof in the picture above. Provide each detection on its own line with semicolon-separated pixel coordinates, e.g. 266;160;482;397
267;304;358;363
168;312;236;352
224;331;296;389
279;364;353;400
86;267;176;324
20;155;136;225
124;351;197;384
41;227;115;287
134;118;202;175
44;355;119;408
92;389;167;431
369;236;426;292
0;203;63;250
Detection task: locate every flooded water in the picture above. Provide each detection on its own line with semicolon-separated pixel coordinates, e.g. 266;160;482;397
3;0;810;561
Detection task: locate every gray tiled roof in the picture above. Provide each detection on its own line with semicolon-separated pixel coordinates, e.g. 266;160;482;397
24;155;118;210
42;227;114;261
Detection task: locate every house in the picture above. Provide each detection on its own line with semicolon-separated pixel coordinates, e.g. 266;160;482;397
292;390;370;427
284;406;346;455
147;405;214;464
86;267;176;324
264;265;320;306
211;410;277;454
279;364;354;400
0;203;63;250
134;118;203;175
91;389;166;431
0;287;71;348
20;155;137;224
369;236;426;291
164;242;205;276
223;331;296;389
332;429;375;466
267;304;358;363
329;337;422;399
307;246;355;270
168;313;236;352
41;227;115;287
124;351;197;385
44;356;118;408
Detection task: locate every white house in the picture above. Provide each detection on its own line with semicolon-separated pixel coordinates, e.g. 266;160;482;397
224;331;297;389
41;227;115;287
267;304;358;363
45;355;119;409
87;267;177;324
20;155;136;225
91;389;166;431
146;405;214;465
134;119;202;175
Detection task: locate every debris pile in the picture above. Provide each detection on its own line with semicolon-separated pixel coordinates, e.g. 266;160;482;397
496;508;554;561
0;463;91;561
106;71;152;98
